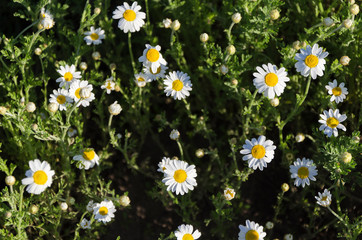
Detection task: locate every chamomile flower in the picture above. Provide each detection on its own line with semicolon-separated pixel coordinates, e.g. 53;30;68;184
56;64;82;89
39;8;55;30
294;44;329;79
319;109;347;137
143;63;168;81
101;77;116;94
325;80;348;104
93;200;116;224
69;80;95;107
112;1;146;33
238;220;266;240
315;189;332;207
73;148;99;170
134;73;150;87
157;157;172;173
49;89;73;111
164;71;192;100
240;135;276;171
67;127;77;137
162;160;197;195
224;187;236;200
253;63;290;99
84;26;105;45
138;44;167;73
80;218;91;229
174;224;201;240
21;159;55;195
290;158;318;187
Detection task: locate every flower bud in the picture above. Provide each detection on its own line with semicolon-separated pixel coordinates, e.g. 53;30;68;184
343;19;353;29
171;20;181;31
5;176;16;186
92;51;101;60
270;98;279;107
231;78;238;86
195;148;204;158
301;41;307;49
292;41;301;50
266;221;274;229
232;13;242;23
79;62;88;71
200;33;209;43
114;85;121;92
26;102;36;113
108;101;122;115
48;102;58;113
226;45;236;55
281;183;289;192
220;64;228;75
31;123;38;131
285;152;294;161
29;204;39;214
110;63;116;71
34;48;42;55
170;129;180;140
350;4;359;15
60;202;68;211
352;136;360;143
340;152;352;164
94;7;101;15
68;197;76;205
223;188;236;200
323;17;334;27
284;234;293;240
4;211;12;218
295;133;305;143
116;133;122;139
340;56;351;66
349;0;355;4
119;195;131;207
270;9;280;20
79;88;91;99
163;18;172;28
0;106;7;115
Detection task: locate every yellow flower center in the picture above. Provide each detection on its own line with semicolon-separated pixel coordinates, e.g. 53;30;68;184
326;117;339;128
162;167;166;171
297;166;309;179
225;189;234;198
123;9;136;21
90;33;99;40
150;66;161;74
99;206;108;216
321;196;328;201
264;73;278;87
138;77;145;82
75;88;81;99
33;170;48;185
182;233;194;240
332;87;342;96
172;80;183;91
146;49;160;62
245;230;259;240
174;169;187;183
83;150;95;161
64;72;73;82
56;95;66;104
305;54;319;68
251;145;266;159
106;82;113;90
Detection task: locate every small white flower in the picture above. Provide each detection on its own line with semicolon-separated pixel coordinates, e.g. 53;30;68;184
284;233;293;240
138;44;167;73
26;102;36;113
162;18;172;28
290;157;318;188
295;44;329;79
84;26;105;45
174;224;201;240
119;195;131;207
47;102;59;113
49;89;73;111
238;220;266;240
60;202;68;211
325;80;348;104
80;218;91;229
67;127;77;137
101;77;116;94
157;157;172;173
39;8;55;30
199;33;209;43
134;73;151;87
170;129;180;140
69;80;95;107
143;63;168;81
56;64;82;89
108;101;122;116
223;188;236;200
232;13;242;23
73;148;99;170
171;20;181;31
220;64;229;75
323;17;334;27
164;71;192;100
295;133;305;143
93;200;116;224
315;189;332;207
112;1;146;33
86;200;95;212
265;221;274;230
319;109;347;137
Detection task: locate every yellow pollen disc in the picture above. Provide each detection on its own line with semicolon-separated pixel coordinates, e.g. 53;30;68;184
138;77;145;82
151;66;161;74
245;230;259;240
172;80;183;91
162;167;166;171
146;49;160;62
99;206;108;216
305;54;319;68
56;95;66;104
75;88;81;99
264;73;278;87
90;33;99;40
297;166;309;179
174;169;187;183
321;196;328;201
123;9;136;21
33;170;48;185
64;72;73;82
332;87;342;96
326;117;339;128
106;83;112;89
83;150;95;161
42;14;46;18
225;189;234;197
251;145;266;159
182;233;194;240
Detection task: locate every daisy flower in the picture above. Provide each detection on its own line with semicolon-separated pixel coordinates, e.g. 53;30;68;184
49;88;73;111
143;63;168;81
84;26;105;45
224;187;236;200
21;159;55;195
67;127;77;137
112;1;146;33
134;73;150;87
86;200;96;212
56;64;82;89
101;77;116;94
80;218;91;229
253;63;290;99
39;8;55;30
325;80;348;104
175;224;201;240
69;80;95;107
162;160;197;195
290;158;318;187
315;189;332;207
73;148;99;170
239;135;276;171
138;44;167;73
238;220;266;240
157;157;172;173
294;44;329;79
164;71;192;100
93;200;116;224
319;109;347;137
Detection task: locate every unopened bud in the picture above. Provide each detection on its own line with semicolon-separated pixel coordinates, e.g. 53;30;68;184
323;17;334;27
352;136;360;143
195;148;204;158
31;123;38;131
60;202;68;211
110;63;116;71
226;45;236;55
170;129;180;140
29;205;39;214
266;221;274;229
231;78;238;86
119;195;131;207
4;211;12;218
340;56;351;66
281;183;289;192
171;20;181;31
270;9;280;20
232;13;242;23
349;0;355;4
108;101;122;115
350;4;359;15
343;19;353;29
26;102;36;113
114;85;121;92
220;64;228;75
200;33;209;43
163;18;172;28
292;41;301;50
5;176;16;186
79;62;88;71
295;133;305;143
285;152;294;161
48;102;58;113
92;51;101;60
301;41;307;48
94;7;101;15
284;234;293;240
34;48;42;55
0;106;7;115
270;98;279;107
340;152;352;164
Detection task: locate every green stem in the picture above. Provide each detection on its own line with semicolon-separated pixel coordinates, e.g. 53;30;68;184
227;22;235;43
311;25;343;45
0;56;10;72
128;32;136;74
26;29;44;55
327;206;349;229
61;99;82;141
243;90;258;136
170;29;175;47
108;114;113;131
176;140;184;160
74;0;89;65
13;21;39;44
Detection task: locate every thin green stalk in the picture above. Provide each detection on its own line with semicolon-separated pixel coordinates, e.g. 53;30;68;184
13;20;39;44
227;22;235;43
26;29;44;55
243;90;258;136
170;29;175;47
39;56;47;106
61;99;82;141
128;32;136;74
327;206;349;229
311;25;343;45
176;140;184;160
145;0;151;33
108;114;113;131
269;192;285;237
0;56;10;72
74;0;89;65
